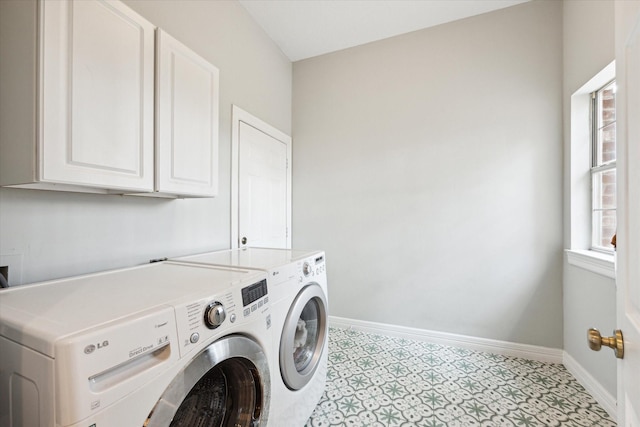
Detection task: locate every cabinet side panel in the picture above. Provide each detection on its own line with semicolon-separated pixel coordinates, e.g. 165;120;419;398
0;0;38;185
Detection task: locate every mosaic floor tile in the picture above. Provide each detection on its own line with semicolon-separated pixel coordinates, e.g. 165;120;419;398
306;327;615;427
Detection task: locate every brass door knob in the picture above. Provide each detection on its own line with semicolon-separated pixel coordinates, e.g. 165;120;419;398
587;328;624;359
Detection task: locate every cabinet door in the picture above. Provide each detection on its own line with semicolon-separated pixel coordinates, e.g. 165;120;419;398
156;29;219;197
40;0;155;192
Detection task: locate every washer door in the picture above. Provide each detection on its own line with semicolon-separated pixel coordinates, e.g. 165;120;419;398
279;283;328;390
145;335;270;427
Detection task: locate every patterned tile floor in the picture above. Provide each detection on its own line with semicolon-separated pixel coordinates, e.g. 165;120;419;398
305;327;615;427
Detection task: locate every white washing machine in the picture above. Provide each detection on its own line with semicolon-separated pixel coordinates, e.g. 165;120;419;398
171;248;329;427
0;261;273;427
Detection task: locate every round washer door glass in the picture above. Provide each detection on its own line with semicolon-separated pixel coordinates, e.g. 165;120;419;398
170;357;260;426
280;283;327;390
145;335;270;427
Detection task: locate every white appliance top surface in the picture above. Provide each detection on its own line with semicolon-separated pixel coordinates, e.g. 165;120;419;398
172;247;320;270
0;263;265;355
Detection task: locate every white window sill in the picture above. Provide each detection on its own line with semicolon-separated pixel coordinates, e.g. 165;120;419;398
566;249;615;279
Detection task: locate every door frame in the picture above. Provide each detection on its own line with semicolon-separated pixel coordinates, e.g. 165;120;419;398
230;105;292;249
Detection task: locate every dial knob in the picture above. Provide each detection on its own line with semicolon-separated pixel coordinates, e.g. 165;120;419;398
204;301;226;329
302;261;312;277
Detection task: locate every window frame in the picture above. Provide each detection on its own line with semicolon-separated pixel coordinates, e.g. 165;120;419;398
590;79;617;254
566;61;615;278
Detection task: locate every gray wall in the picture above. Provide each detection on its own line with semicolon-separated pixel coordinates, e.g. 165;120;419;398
562;0;617;397
0;0;291;284
292;1;564;347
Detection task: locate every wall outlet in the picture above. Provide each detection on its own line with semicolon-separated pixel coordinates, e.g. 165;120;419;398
0;266;8;287
0;253;23;286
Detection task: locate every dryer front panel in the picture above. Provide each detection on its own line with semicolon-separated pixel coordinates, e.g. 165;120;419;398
279;283;328;390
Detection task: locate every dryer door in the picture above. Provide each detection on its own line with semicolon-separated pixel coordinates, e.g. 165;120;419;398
279;283;328;390
145;335;270;427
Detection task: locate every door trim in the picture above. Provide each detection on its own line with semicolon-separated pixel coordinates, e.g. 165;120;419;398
231;105;292;249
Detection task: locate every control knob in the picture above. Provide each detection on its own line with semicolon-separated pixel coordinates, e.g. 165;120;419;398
302;261;313;277
204;301;226;329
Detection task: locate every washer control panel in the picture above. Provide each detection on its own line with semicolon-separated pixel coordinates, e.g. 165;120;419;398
173;277;269;358
241;278;269;318
175;291;235;357
298;254;326;283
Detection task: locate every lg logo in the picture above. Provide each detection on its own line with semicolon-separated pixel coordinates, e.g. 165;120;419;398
84;340;109;355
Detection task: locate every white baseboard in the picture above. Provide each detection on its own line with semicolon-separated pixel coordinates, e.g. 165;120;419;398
328;316;616;422
563;352;617;421
329;316;563;363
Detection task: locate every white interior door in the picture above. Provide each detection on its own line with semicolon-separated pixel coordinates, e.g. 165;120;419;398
616;2;640;425
231;106;291;249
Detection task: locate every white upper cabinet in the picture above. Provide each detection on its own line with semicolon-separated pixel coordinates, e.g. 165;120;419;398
0;1;220;197
0;0;155;193
155;29;220;197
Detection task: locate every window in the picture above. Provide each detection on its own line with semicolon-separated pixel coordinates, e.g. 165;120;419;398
591;80;616;252
567;62;615;278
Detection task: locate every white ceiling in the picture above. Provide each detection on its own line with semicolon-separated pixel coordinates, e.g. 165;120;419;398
238;0;531;62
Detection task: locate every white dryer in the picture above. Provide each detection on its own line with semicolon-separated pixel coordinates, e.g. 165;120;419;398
0;262;273;427
171;248;329;427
